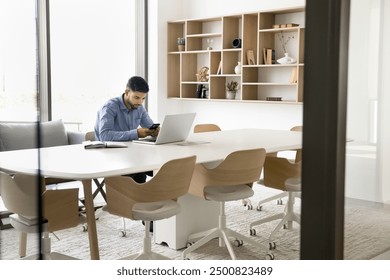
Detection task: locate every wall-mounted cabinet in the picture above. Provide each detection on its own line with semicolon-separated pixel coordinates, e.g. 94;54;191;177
167;7;305;104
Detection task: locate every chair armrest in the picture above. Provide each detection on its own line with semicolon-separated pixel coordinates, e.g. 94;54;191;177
67;131;87;145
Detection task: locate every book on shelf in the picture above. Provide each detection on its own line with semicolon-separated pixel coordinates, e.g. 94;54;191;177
264;48;275;65
266;97;282;101
286;23;299;28
290;68;298;83
83;140;128;149
217;60;222;74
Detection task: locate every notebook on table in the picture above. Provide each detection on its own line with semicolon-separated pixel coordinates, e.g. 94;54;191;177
132;113;196;145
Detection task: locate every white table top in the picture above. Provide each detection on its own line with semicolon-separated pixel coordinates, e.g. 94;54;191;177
0;129;301;179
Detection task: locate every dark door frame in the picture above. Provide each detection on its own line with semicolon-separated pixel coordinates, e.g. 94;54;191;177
301;0;350;259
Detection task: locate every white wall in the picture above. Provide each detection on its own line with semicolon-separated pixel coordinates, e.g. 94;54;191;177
148;0;305;130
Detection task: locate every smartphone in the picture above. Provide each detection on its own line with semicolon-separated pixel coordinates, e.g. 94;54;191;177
149;123;160;130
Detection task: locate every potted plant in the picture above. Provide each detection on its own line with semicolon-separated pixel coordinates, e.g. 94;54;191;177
226;81;238;100
177;37;185;51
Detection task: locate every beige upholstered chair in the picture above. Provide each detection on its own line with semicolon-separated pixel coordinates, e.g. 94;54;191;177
193;123;221;133
104;155;196;260
182;148;274;260
246;126;302;211
0;171;83;259
249;129;302;250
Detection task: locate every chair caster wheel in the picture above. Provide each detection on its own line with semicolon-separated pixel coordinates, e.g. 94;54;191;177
82;225;88;232
186;241;195;248
265;253;275;260
269;242;276;250
247;204;253;210
283;224;288;229
233;239;243;247
277;199;283;205
120;231;127;237
256;205;263;211
183;257;190;260
249;228;256;236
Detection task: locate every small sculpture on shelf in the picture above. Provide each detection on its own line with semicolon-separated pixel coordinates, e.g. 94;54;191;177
177;37;185;51
277;31;296;64
196;66;209;82
206;38;214;50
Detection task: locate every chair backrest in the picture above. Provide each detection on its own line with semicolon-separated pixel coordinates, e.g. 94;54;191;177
104;155;197;219
0;171;79;231
0;171;39;217
188;148;266;198
263;156;301;190
194;123;221;133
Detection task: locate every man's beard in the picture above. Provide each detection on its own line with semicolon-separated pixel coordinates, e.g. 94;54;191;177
129;103;141;110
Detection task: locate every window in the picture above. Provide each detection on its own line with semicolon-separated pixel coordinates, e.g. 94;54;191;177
49;0;137;131
0;0;38;122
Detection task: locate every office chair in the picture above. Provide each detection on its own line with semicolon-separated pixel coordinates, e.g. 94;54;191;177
249;150;301;250
194;123;253;210
104;155;196;260
0;171;84;259
245;126;302;211
182;148;274;260
193;123;221;133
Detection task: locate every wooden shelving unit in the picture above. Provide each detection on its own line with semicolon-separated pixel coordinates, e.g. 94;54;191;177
167;7;305;103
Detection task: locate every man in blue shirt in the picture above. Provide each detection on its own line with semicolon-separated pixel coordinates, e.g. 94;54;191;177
94;76;158;183
95;76;158;142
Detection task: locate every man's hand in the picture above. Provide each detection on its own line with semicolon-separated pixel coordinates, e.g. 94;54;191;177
151;127;160;137
137;128;154;138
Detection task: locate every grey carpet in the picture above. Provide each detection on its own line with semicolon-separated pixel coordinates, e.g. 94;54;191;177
1;185;390;260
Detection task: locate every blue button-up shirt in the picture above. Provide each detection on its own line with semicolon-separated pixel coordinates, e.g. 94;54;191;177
94;94;154;141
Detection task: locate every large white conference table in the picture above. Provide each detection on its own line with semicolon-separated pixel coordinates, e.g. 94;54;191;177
0;129;301;259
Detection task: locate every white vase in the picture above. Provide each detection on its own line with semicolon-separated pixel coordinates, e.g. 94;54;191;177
277;53;296;64
226;91;236;100
234;62;241;74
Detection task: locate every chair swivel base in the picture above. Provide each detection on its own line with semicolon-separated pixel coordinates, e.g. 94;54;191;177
120;221;172;260
120;252;171;260
22;252;78;260
182;226;273;260
249;191;300;249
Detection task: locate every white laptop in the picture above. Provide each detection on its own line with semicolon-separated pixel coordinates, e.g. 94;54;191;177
133;113;196;145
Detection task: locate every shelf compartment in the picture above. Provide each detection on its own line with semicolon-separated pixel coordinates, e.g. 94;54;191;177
242;84;299;102
181;83;209;99
210;52;221;75
181;52;210;82
243;65;299;84
243;14;258;65
187;35;222;51
209;76;241;100
258;8;305;30
167;54;180;98
222;50;241;75
222;15;242;49
168;21;186;53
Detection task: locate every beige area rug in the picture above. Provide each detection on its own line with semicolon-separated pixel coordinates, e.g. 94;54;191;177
1;185;390;260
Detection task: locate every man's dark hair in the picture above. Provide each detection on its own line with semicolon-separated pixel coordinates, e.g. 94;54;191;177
126;76;149;93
